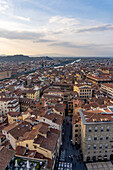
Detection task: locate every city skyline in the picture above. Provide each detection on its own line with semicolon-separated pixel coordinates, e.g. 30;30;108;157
0;0;113;57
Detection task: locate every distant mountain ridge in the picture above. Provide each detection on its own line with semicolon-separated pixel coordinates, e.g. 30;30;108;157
0;55;53;61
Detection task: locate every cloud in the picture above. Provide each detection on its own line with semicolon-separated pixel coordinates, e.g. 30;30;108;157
14;15;30;22
0;1;30;22
0;0;9;12
49;41;108;49
34;39;56;43
50;42;79;48
76;24;113;33
49;16;79;26
0;29;44;40
34;39;107;49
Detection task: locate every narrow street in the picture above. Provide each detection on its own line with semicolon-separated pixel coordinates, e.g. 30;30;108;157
59;116;86;170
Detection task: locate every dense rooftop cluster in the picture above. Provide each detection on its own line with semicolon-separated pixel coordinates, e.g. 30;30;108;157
0;57;113;169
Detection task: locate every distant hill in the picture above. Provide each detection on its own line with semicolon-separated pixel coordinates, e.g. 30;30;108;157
0;55;53;62
34;56;53;60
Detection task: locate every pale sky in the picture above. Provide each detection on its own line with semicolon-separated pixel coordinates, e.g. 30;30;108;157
0;0;113;57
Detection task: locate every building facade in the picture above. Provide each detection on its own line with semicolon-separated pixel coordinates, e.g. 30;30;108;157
80;109;113;162
101;83;113;98
0;70;11;80
72;113;81;145
74;84;92;99
0;98;20;116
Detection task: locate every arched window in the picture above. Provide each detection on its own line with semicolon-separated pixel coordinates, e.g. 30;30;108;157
94;136;97;140
107;126;110;131
100;136;103;140
89;127;92;132
94;145;96;149
95;127;98;132
105;144;108;149
88;136;91;141
106;136;109;140
88;145;90;150
99;144;102;149
100;127;104;132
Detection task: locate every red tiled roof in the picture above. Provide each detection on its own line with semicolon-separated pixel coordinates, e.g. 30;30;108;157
8;112;21;117
0;146;15;170
82;110;113;122
102;83;113;89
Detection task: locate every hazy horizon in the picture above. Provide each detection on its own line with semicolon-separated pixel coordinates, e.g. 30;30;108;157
0;54;113;58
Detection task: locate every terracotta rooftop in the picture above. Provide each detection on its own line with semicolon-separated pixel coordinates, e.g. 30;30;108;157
19;123;42;141
82;110;113;123
44;112;63;125
53;82;73;86
25;90;38;94
15;146;26;156
29;123;61;152
44;87;62;93
39;123;48;134
0;97;17;102
35;152;53;170
55;103;66;113
40;131;59;151
7;121;31;139
8;112;21;117
102;83;113;89
3;123;17;132
87;74;113;81
84;102;99;110
0;146;15;170
43;94;63;99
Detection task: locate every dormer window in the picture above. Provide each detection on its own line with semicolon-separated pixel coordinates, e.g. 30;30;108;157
101;119;105;122
93;119;97;122
105;118;109;122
